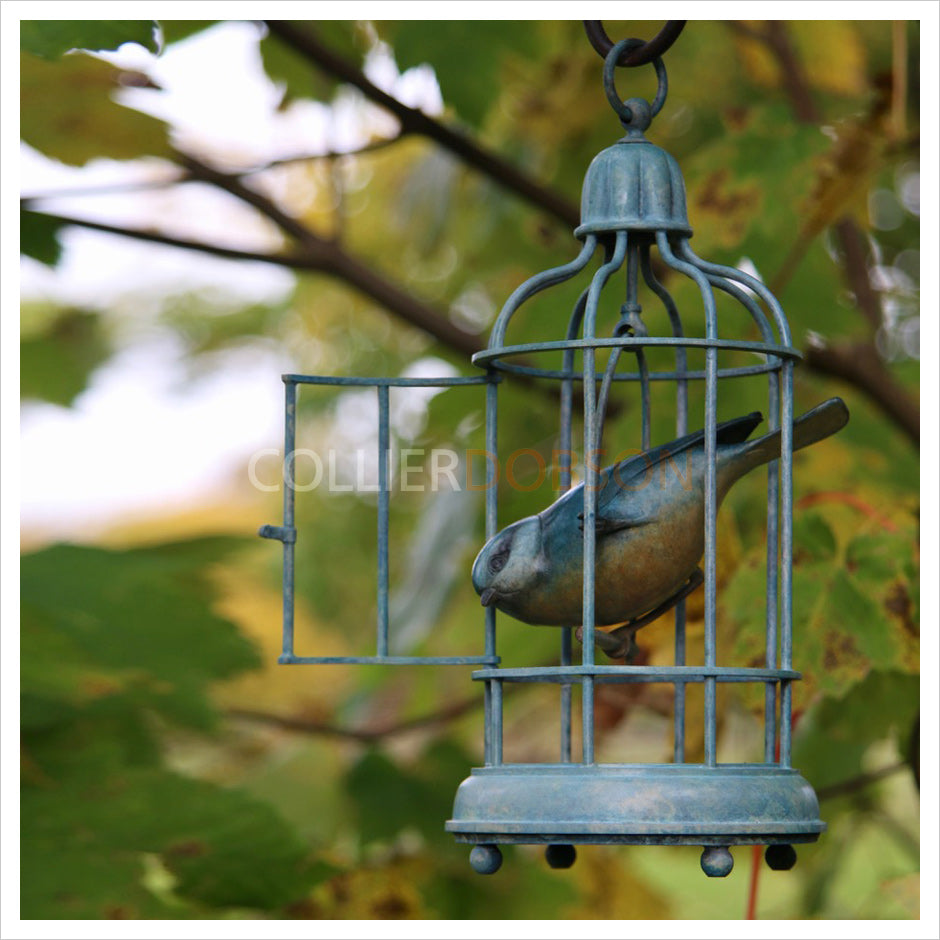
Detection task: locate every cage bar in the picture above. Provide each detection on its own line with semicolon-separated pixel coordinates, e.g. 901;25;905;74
279;379;297;662
376;385;390;657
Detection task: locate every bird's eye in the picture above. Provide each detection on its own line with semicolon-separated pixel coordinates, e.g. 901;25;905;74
489;551;508;574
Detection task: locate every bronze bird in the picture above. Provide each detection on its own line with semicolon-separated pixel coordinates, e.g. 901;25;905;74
471;397;848;656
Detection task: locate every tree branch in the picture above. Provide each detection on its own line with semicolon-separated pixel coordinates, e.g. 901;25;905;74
226;691;486;743
834;217;882;331
816;761;908;801
262;20;581;230
21;203;484;359
19;135;405;203
19;205;309;266
257;133;406;170
174;149;329;250
173;150;485;357
761;21;822;123
804;336;919;444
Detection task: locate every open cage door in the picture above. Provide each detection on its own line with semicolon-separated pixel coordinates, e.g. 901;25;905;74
259;371;500;666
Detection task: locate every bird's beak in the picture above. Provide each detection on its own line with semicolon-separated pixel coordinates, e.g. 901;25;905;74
480;588;497;607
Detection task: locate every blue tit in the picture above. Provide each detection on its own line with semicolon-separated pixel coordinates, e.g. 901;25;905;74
472;397;848;652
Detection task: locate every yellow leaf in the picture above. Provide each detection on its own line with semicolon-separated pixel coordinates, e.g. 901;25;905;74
735;21;868;98
793;21;869;98
310;856;431;919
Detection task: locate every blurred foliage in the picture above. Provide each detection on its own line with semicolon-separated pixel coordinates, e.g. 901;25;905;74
20;48;169;165
259;20;367;105
377;20;541;128
20;208;64;266
19;18;919;921
728;502;919;705
20;19;158;60
20;306;112;406
20;541;326;917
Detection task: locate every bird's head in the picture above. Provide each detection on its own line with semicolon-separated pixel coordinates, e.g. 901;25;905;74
471;515;543;608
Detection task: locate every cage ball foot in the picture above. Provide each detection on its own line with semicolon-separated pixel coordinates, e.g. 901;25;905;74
765;843;797;870
545;843;577;869
470;844;502;875
700;846;734;877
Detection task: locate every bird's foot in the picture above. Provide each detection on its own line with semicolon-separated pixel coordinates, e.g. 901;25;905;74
576;568;705;663
575;625;638;662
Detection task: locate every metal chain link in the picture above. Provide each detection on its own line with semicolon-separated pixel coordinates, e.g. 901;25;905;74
583;21;686;67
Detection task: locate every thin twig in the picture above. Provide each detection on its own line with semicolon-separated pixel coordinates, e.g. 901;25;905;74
173;149;491;357
226;691;486;743
18;205;308;266
255;134;405;171
745;844;762;919
21;174;190;202
815;760;908;801
762;21;822;122
833;219;882;331
872;807;919;858
19;135;405;203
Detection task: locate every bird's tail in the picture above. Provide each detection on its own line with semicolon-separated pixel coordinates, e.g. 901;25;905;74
732;397;849;476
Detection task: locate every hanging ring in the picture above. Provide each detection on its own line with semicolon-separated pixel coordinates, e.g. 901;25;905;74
584;21;686;67
603;39;668;127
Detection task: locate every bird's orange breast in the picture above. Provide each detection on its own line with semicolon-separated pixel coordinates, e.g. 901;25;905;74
502;498;704;628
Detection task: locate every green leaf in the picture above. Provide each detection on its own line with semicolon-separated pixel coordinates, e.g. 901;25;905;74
20;537;321;917
794;670;919;790
20;20;158;59
20;308;111;406
23;696;162;783
20;50;170;164
381;21;538;128
20;606;139;726
20;207;64;266
157;21;219;48
345;749;441;842
155;776;322;909
814;669;919;747
161;294;291;355
729;498;918;706
20;843;181;919
683;102;830;259
846;530;914;582
793;511;838;563
260;21;362;105
20;541;260;730
22;768;321;916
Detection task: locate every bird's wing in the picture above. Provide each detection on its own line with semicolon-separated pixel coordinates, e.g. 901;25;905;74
594;411;764;533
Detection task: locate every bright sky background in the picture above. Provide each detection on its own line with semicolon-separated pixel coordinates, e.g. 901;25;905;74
17;19;443;539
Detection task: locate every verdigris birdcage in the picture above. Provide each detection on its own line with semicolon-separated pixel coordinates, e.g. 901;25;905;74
261;22;847;879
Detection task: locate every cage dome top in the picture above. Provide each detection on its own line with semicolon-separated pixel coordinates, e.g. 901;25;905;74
576;132;691;239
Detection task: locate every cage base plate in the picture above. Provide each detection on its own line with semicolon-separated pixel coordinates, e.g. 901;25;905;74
446;763;825;845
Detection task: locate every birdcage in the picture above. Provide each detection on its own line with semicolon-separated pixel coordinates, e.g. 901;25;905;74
261;25;842;878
